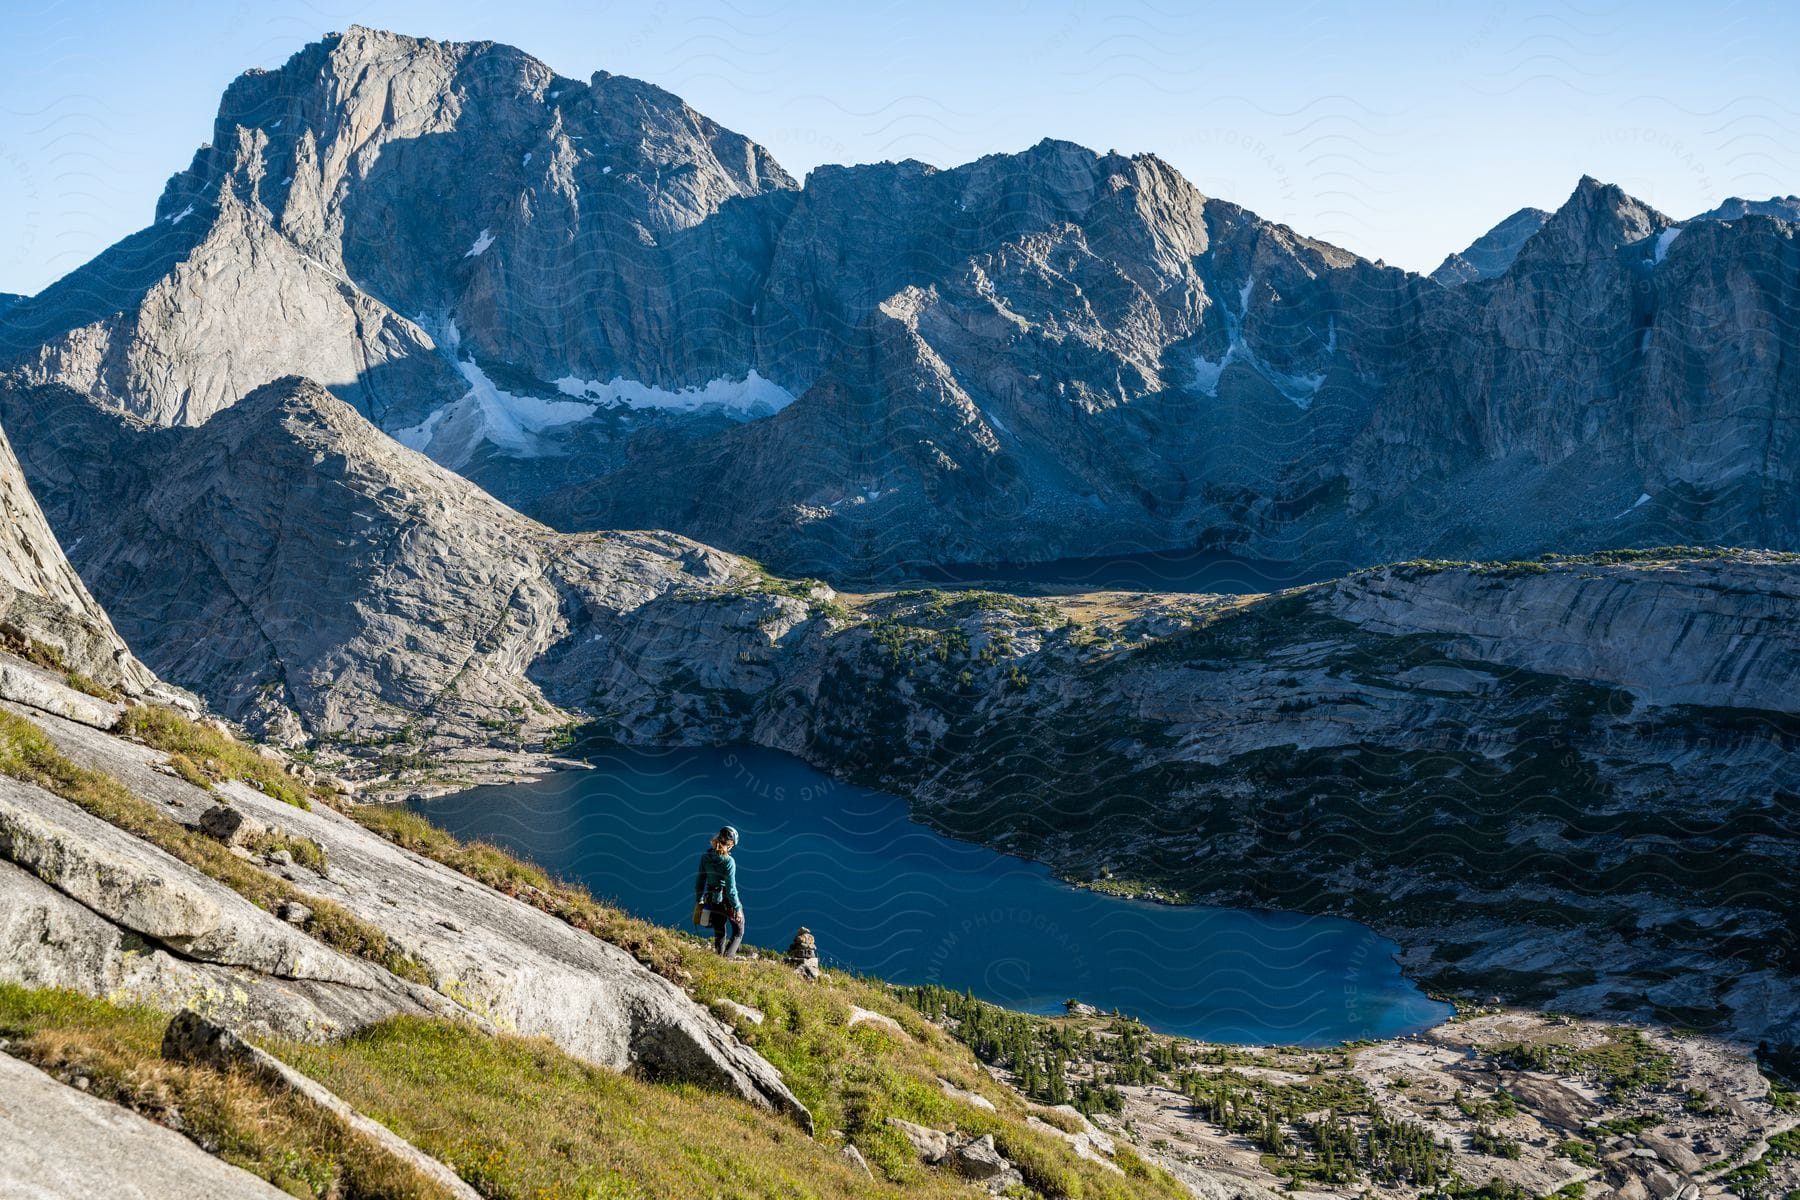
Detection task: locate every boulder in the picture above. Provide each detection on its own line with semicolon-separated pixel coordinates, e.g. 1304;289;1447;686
1049;1103;1115;1155
887;1117;949;1164
0;659;122;730
712;999;764;1026
198;803;265;847
839;1143;872;1178
162;1007;257;1070
1028;1111;1122;1172
848;1006;908;1038
939;1076;997;1111
950;1132;1010;1181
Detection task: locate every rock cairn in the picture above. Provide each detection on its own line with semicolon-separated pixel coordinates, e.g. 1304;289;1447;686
786;927;820;980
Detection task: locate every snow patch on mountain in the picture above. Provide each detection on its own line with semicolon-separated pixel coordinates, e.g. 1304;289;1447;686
552;370;795;416
1652;226;1683;264
1192;274;1325;408
393;356;594;468
1192;344;1241;397
392;318;594;466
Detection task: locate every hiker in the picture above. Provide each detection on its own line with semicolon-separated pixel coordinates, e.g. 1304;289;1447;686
694;825;745;957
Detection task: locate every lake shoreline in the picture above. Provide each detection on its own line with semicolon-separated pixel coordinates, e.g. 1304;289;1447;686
411;740;1452;1046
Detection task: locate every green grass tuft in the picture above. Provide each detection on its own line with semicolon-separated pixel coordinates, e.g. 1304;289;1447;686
115;706;316;809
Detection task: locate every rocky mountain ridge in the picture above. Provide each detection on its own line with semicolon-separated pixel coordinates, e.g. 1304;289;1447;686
4;27;1797;577
0;374;804;773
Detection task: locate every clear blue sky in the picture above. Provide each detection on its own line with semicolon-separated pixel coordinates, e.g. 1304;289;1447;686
4;0;1797;294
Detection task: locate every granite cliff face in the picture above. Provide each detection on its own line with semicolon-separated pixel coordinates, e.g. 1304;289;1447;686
602;550;1798;1044
0;374;807;768
0;417;157;697
6;27;1796;577
1348;181;1800;564
0;25;791;431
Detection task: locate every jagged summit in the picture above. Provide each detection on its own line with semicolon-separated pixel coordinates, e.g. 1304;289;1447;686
1430;205;1550;285
1507;174;1671;270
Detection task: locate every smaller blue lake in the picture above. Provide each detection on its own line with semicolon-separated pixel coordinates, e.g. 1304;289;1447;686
412;744;1450;1045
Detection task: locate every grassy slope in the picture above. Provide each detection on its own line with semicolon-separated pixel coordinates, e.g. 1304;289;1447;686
349;807;1182;1200
0;701;1182;1200
0;984;456;1200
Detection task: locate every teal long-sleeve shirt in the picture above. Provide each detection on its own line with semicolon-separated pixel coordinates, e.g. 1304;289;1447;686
695;848;741;911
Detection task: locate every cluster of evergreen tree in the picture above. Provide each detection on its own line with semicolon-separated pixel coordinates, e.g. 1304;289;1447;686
898;985;1459;1189
897;985;1135;1113
1177;1068;1450;1187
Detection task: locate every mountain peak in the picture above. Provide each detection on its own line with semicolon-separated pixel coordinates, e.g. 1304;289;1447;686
1431;206;1552;285
1508;175;1668;269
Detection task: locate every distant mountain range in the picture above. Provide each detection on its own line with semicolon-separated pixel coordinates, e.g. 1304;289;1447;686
1;25;1795;583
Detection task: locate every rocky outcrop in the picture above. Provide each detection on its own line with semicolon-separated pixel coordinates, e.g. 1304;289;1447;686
0;1051;292;1199
1321;556;1800;711
8;694;809;1126
0;418;154;695
0;766;455;1040
886;1117;1023;1192
163;1011;484;1200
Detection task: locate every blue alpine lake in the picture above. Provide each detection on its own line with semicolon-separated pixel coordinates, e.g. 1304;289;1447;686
411;743;1451;1045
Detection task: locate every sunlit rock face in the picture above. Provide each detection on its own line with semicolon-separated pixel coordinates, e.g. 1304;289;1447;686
6;28;1796;576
